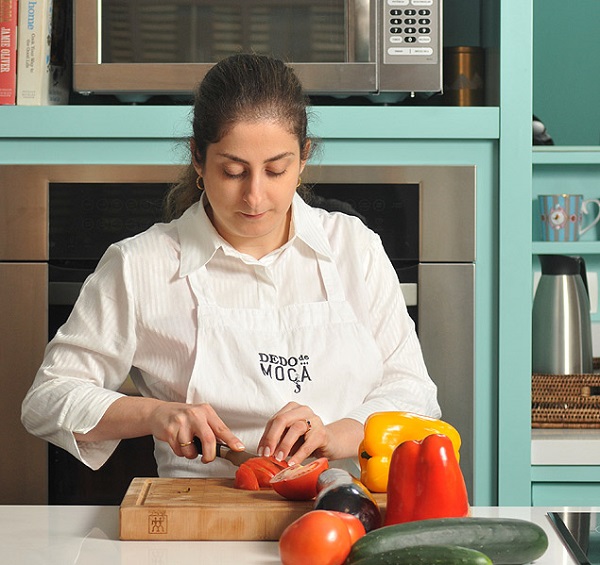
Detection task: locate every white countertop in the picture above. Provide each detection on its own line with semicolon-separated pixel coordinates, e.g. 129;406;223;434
0;504;590;564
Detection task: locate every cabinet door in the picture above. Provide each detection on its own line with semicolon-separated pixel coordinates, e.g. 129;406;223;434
532;482;600;507
0;263;48;503
0;166;47;260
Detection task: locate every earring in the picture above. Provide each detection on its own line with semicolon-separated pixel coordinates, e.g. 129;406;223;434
297;177;302;188
196;176;204;190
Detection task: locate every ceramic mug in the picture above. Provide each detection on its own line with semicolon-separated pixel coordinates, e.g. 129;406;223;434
539;194;600;242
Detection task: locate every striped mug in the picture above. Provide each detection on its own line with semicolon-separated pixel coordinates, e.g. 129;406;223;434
539;194;600;242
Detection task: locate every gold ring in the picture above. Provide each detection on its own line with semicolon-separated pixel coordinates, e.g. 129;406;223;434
305;419;312;433
179;440;193;447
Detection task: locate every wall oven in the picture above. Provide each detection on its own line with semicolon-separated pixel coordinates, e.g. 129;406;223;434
73;0;442;99
1;163;474;504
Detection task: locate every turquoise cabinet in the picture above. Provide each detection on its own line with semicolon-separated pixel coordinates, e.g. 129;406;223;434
532;465;600;506
498;0;600;506
531;149;600;505
10;0;594;507
532;482;600;507
0;105;501;505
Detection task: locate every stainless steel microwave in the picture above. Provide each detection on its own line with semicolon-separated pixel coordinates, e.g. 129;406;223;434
73;0;442;99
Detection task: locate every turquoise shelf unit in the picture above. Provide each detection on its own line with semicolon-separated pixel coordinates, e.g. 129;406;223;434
531;13;600;500
0;104;502;507
531;148;600;507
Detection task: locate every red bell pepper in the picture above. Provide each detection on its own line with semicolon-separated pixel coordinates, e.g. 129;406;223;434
384;433;469;525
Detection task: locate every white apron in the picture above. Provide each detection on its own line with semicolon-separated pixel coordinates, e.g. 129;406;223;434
156;248;383;477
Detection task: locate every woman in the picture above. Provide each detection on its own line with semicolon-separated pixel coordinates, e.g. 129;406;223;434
22;54;440;478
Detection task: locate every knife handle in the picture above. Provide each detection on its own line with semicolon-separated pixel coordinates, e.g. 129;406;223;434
192;436;228;457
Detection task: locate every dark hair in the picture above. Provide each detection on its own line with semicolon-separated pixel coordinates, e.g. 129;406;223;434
164;54;313;220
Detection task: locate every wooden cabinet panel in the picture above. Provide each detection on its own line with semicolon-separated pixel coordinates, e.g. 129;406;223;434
0;263;48;503
0;167;47;260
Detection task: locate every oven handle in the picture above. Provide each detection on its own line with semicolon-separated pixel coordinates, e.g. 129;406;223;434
48;281;83;306
400;282;417;307
348;0;373;63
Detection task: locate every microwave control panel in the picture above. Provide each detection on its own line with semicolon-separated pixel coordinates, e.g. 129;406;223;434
383;0;440;65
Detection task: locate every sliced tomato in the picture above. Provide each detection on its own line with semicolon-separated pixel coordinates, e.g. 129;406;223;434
240;457;288;488
251;464;276;488
245;456;288;476
234;462;259;490
269;457;290;470
270;457;329;500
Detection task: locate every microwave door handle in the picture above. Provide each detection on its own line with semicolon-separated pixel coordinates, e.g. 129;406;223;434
347;0;373;63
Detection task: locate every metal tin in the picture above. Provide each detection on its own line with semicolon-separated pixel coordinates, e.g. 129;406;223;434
442;46;485;106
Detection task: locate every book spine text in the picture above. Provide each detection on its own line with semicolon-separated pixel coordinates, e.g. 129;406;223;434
0;0;18;105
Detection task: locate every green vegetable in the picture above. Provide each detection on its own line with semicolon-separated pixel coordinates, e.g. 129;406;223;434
346;517;548;565
348;544;493;565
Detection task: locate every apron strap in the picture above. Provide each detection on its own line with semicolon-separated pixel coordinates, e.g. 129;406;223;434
189;265;216;307
315;253;346;303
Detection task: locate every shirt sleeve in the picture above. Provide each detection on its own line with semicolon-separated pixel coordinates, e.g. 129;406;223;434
344;234;442;424
21;244;137;470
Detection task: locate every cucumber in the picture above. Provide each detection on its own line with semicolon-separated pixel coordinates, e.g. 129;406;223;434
346;517;548;565
349;545;493;565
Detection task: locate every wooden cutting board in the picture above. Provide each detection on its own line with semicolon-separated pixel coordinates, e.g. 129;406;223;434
119;477;386;541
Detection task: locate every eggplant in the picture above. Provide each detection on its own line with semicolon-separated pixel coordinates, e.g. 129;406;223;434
316;468;351;494
314;469;382;532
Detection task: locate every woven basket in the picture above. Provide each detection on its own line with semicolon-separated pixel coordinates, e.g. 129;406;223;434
532;364;600;428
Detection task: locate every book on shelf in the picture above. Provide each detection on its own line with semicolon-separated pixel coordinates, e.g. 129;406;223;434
16;0;71;105
0;0;18;105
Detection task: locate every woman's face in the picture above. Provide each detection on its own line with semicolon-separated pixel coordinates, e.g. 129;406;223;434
193;120;308;258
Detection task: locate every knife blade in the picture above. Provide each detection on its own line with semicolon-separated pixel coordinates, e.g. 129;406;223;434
193;437;257;467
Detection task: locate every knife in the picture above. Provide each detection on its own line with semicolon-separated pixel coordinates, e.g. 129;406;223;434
193;436;257;467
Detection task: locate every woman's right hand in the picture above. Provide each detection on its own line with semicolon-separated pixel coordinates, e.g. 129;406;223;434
149;401;245;463
74;396;245;463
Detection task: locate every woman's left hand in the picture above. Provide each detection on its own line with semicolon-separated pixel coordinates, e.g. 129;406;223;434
257;402;363;466
257;402;324;465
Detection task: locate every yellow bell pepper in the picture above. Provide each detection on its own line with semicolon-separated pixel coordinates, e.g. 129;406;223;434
359;411;462;493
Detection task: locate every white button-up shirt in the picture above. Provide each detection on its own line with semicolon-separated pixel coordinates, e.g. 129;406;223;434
22;193;440;471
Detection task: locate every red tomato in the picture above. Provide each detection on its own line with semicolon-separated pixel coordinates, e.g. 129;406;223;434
279;510;352;565
270;458;329;500
244;456;288;476
253;465;276;488
334;511;366;544
233;463;259;490
234;457;289;490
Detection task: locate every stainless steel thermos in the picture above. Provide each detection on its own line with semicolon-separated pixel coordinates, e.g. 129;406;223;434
532;255;594;374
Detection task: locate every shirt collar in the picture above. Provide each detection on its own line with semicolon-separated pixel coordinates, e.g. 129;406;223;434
177;192;334;277
291;192;336;259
